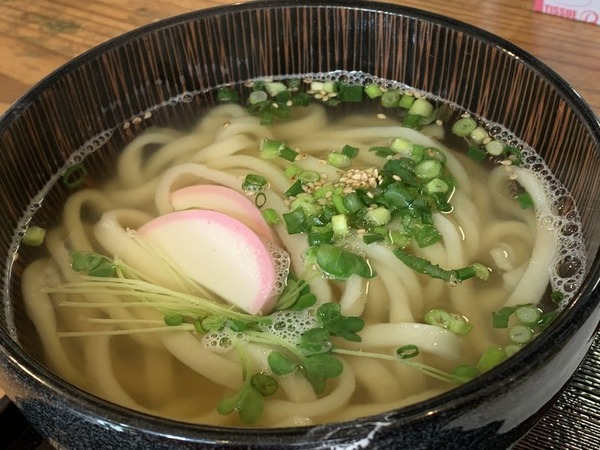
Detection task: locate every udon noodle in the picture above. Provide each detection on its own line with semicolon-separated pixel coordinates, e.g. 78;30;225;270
18;77;584;427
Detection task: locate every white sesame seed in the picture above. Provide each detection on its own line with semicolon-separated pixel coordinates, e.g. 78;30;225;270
132;117;142;125
143;111;152;120
377;113;387;120
392;175;401;181
123;121;131;129
435;119;443;126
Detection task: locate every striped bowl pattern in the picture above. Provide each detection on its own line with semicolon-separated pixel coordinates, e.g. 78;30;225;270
0;1;599;449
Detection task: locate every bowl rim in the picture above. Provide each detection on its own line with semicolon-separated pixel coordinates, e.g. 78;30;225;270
1;0;600;444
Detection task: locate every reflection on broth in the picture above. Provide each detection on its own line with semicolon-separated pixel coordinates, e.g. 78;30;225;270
14;73;585;427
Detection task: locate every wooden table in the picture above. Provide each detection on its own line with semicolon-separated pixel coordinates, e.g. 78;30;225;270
0;0;599;404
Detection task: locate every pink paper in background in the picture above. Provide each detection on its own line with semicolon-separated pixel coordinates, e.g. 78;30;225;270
533;0;600;24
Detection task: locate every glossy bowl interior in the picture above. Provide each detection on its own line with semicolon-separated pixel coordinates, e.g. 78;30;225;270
1;1;600;449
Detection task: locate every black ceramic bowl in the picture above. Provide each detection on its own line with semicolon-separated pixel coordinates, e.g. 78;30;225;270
1;1;600;449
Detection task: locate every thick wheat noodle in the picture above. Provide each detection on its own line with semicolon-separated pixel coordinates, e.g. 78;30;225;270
19;102;564;427
371;263;415;323
348;358;403;403
339;274;366;317
260;361;356;422
116;129;182;188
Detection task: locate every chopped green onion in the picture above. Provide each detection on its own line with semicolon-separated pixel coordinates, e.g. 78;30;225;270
476;346;506;372
425;309;473;336
515;192;534;209
341;144;359;159
22;225;46;246
452;365;480;381
471;263;490;281
414;225;441;248
278;145;298;162
388;230;410;247
509;325;534;344
447;316;474;336
381;90;400;108
425;178;449;194
338;84;363;102
466;145;487;162
255;193;267;208
284;179;304;197
62;163;88;190
364;83;383;99
504;344;522;357
551;291;565;304
217;87;239;103
424;309;452;328
396;344;419;359
504;146;522;166
408;98;434;117
362;234;386;245
342;192;364;214
411;144;425;162
470;127;488;144
308;227;334;246
282;208;306;234
514;305;541;324
390;137;412;156
383;182;414;208
298;170;321;182
248;90;268;105
492;306;517;329
451;116;477;137
366;207;391;226
332;194;349;214
322;81;337;93
290;193;319;216
262;208;280;225
331;214;349;236
402;114;422;128
485;140;504;156
242;174;268;193
265;81;287;97
327;152;352;169
537;310;559;328
415;160;442;179
398;94;415;109
284;164;303;178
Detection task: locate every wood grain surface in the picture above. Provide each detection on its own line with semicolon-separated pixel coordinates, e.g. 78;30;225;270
0;0;599;397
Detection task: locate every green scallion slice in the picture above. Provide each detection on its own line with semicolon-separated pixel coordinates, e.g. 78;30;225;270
452;117;477;137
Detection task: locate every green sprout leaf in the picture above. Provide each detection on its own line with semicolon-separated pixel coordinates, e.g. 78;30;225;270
70;251;116;277
302;353;343;394
313;244;375;280
316;303;364;342
250;373;278;397
268;351;298;375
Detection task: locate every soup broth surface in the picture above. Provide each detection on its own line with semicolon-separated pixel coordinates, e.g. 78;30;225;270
8;72;586;427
